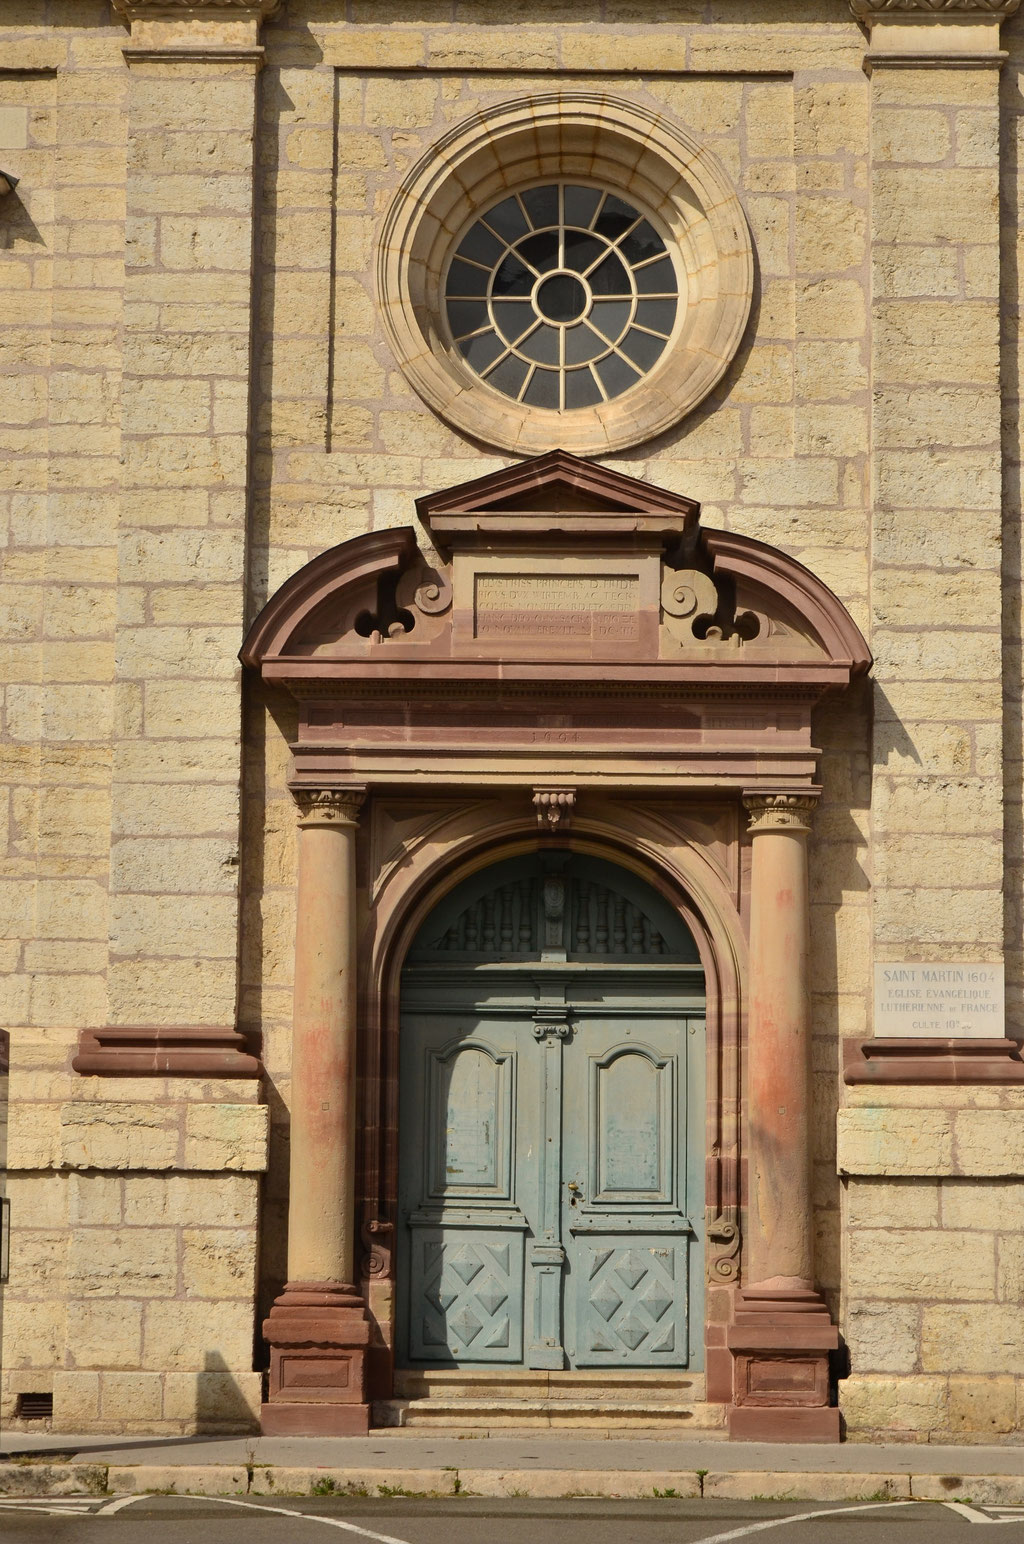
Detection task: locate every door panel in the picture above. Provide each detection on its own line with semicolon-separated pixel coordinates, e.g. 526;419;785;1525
399;1008;537;1367
399;852;706;1373
562;1016;703;1369
409;1230;525;1363
575;1239;689;1364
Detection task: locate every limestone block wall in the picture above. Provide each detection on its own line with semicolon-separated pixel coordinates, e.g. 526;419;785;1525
839;1095;1024;1443
2;1027;267;1433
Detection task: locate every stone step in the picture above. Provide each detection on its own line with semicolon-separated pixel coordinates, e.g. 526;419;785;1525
372;1398;728;1431
393;1369;707;1403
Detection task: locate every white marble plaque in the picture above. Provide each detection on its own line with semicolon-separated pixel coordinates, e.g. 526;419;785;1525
873;963;1004;1039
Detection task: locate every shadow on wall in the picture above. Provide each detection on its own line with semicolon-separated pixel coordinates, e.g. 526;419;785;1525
196;1349;260;1435
807;682;872;1383
1000;55;1023;1045
0;1032;7;1436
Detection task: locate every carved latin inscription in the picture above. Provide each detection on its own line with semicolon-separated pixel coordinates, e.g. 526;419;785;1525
473;574;641;643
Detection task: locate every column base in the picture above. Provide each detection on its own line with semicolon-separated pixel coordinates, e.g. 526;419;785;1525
726;1285;839;1444
260;1401;370;1436
261;1280;372;1437
729;1405;840;1442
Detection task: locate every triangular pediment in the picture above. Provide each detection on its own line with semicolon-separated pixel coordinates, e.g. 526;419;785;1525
417;449;700;553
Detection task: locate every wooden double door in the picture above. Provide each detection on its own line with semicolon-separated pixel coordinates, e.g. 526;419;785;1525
397;854;706;1372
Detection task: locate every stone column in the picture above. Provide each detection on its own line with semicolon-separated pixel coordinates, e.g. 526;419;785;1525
728;791;839;1443
262;786;372;1436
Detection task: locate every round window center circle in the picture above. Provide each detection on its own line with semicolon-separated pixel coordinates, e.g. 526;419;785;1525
535;271;588;324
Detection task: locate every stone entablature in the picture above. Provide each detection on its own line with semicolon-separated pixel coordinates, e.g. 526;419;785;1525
242;451;870;792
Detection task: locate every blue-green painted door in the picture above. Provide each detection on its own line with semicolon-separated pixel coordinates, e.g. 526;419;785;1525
398;853;705;1372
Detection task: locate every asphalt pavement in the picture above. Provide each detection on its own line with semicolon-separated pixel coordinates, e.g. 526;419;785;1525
1;1495;1024;1543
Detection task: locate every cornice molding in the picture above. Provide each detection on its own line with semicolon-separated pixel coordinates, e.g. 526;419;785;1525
112;0;281;18
850;0;1020;15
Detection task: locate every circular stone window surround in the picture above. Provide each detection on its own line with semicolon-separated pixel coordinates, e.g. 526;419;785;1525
376;92;755;457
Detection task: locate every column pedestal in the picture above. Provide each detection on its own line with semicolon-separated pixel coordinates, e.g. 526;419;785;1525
262;786;371;1435
728;790;838;1441
262;1283;372;1435
728;1288;839;1442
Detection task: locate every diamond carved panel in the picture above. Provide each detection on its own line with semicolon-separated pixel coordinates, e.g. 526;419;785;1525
411;1233;524;1363
576;1242;688;1366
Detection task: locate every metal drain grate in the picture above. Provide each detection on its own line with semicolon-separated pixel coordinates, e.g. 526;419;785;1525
15;1392;53;1420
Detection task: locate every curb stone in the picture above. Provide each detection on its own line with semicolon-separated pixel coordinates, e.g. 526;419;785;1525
703;1473;910;1503
910;1475;1024;1506
248;1467;459;1497
0;1461;1021;1504
0;1464;108;1497
458;1469;702;1499
107;1465;249;1497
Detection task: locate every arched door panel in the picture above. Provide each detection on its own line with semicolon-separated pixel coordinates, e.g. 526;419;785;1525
398;853;706;1372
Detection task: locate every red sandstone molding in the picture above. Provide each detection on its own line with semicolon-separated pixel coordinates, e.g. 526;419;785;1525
239;528;418;668
73;1027;262;1078
843;1036;1024;1084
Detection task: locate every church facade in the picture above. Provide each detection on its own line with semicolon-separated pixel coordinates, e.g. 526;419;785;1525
0;0;1022;1443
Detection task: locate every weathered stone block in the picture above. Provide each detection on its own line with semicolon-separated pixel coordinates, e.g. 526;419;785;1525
847;1229;994;1302
141;1301;255;1372
68;1227;178;1299
837;1109;954;1177
67;1300;143;1369
52;1371;100;1428
183;1103;269;1172
921;1305;1024;1373
845;1303;920;1375
60;1102;180;1172
841;1374;947;1438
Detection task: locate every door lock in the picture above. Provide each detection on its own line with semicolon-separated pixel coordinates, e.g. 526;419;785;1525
567;1180;584;1206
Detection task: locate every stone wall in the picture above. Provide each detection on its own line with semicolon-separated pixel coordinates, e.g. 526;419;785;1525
0;0;1020;1438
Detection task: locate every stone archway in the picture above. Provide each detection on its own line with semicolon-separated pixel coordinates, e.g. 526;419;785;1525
241;449;871;1439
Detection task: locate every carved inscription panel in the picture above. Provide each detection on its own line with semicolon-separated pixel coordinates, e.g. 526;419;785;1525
473;573;641;644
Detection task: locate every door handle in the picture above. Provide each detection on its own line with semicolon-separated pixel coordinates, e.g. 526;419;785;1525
567;1180;584;1206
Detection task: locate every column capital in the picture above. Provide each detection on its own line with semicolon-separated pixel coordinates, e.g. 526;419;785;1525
291;786;367;829
851;0;1019;15
743;789;821;835
850;0;1018;68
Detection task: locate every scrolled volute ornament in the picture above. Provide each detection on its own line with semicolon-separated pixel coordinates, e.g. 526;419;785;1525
707;1210;741;1283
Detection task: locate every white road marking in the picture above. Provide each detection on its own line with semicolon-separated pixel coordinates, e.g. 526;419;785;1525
0;1500;100;1514
691;1500;918;1543
97;1491;415;1542
943;1503;1024;1525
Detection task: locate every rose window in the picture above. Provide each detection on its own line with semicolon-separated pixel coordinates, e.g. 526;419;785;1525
444;183;680;412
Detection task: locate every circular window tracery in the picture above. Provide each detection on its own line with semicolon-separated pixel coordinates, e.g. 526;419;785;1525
444;184;680;412
377;93;754;456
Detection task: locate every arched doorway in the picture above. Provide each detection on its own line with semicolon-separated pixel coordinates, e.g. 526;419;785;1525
244;448;870;1438
397;851;706;1373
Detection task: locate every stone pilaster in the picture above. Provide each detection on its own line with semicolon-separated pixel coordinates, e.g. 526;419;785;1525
261;785;372;1436
106;0;272;1029
728;791;839;1443
853;0;1013;1007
